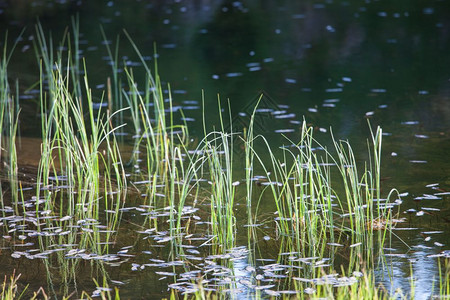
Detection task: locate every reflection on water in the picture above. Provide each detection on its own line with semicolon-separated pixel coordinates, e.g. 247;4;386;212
379;243;445;299
1;0;450;298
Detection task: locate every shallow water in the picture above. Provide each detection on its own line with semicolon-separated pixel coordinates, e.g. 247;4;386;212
1;0;450;299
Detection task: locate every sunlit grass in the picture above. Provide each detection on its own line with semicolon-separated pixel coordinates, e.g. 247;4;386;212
0;24;443;300
0;31;22;213
1;272;26;300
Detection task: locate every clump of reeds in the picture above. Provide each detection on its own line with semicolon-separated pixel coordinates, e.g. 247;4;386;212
33;20;127;220
0;32;22;211
0;22;409;300
241;120;396;268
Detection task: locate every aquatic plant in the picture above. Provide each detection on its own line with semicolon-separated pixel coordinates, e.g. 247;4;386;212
0;24;428;300
34;20;128;211
438;257;450;298
0;31;22;212
0;271;25;300
240;120;396;274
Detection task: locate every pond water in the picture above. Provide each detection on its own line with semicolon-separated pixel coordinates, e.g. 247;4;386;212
1;0;450;299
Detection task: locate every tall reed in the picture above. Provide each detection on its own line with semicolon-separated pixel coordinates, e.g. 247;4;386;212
0;32;22;210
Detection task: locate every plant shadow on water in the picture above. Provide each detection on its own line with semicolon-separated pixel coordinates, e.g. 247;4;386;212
0;10;450;300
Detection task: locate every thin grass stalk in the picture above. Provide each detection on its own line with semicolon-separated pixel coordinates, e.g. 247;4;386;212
7;101;20;213
100;27;123;131
242;97;262;260
122;68;142;172
70;16;82;100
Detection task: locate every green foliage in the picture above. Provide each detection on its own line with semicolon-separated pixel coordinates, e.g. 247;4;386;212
1;23;441;300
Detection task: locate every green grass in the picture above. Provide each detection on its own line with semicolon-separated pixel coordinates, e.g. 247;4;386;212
0;31;22;212
1;272;26;300
0;24;446;300
238;121;397;275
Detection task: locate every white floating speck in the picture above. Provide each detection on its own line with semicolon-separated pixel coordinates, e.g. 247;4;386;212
285;78;297;84
421;207;440;211
327;243;343;247
226;72;243;77
275;113;296;119
323;103;335;107
415;134;429;139
275;129;295;133
326;25;335;32
325;88;343;92
423;8;434;15
60;215;72;221
409;160;427;164
425;183;439;187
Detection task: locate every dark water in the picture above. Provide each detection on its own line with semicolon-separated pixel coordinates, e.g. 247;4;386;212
1;0;450;298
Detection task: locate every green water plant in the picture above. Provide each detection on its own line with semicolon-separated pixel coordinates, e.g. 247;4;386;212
0;31;22;211
0;23;422;300
34;20;128;212
238;119;397;282
1;272;26;300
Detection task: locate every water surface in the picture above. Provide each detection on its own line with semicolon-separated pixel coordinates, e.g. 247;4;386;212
1;0;450;298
